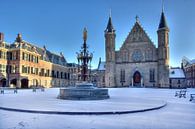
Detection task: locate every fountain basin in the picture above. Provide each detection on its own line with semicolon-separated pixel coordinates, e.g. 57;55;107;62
58;83;109;100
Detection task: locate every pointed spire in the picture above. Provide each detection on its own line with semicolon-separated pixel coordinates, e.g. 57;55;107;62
109;9;112;17
162;0;164;12
105;10;115;33
135;15;139;23
158;0;169;30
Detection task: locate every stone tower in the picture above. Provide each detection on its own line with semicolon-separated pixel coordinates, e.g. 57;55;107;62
105;14;116;87
157;9;170;87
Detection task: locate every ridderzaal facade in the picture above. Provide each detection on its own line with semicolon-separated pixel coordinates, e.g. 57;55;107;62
102;10;170;88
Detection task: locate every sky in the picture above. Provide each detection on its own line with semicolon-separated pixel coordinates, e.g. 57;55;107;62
0;0;194;68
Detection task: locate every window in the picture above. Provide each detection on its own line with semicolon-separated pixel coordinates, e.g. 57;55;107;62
27;66;30;74
56;71;59;78
46;69;50;77
120;69;125;85
61;72;63;79
22;52;25;60
40;68;44;76
11;65;15;73
16;51;19;60
31;67;35;74
28;54;31;61
149;69;155;82
0;64;6;72
15;65;19;73
67;73;70;80
13;52;16;60
22;65;27;73
102;76;105;83
145;49;153;61
35;68;39;75
52;70;55;78
0;51;2;58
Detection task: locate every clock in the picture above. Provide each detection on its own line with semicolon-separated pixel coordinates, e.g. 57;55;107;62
132;50;143;62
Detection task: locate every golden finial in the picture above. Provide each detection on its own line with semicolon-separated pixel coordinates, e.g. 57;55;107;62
83;27;87;41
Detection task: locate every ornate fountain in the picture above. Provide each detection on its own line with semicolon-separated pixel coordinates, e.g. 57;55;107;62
58;28;109;100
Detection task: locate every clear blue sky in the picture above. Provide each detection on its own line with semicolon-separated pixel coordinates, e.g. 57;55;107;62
0;0;194;68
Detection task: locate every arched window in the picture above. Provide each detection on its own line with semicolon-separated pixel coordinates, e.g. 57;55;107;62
149;69;155;82
120;69;125;85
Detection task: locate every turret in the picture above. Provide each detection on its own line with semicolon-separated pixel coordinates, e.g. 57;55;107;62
105;14;116;63
104;12;116;87
0;32;4;43
157;6;170;87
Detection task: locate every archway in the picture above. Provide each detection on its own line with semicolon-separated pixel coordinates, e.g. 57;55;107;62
11;79;17;87
21;78;29;88
133;71;141;86
0;78;6;87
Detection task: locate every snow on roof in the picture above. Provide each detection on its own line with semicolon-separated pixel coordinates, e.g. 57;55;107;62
98;61;106;70
169;67;185;78
190;59;195;64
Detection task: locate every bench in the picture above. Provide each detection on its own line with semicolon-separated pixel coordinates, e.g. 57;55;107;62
0;87;18;94
190;94;195;101
175;89;187;98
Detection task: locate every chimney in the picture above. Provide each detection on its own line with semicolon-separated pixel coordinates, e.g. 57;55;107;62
0;32;4;42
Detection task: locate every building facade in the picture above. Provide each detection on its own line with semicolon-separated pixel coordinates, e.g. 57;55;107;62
0;33;76;88
169;67;186;88
182;57;195;87
103;10;170;88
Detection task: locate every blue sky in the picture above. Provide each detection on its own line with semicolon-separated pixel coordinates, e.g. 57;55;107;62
0;0;194;68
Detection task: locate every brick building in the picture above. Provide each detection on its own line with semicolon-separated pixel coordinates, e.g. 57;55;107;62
182;57;195;87
0;33;76;88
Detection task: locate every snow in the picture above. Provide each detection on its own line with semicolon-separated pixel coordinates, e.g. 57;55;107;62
0;88;195;129
0;88;165;113
169;68;185;78
191;59;195;64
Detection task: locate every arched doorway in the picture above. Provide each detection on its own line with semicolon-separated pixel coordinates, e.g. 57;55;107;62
21;78;29;88
11;79;17;87
0;78;6;87
133;71;141;86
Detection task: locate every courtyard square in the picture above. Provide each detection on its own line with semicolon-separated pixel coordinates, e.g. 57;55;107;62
0;88;195;129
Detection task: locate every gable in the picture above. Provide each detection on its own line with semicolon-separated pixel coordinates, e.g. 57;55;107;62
120;21;155;50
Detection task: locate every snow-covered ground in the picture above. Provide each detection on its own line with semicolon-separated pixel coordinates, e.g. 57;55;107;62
0;88;195;129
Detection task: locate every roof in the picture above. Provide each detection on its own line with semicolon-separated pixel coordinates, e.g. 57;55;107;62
120;20;155;50
67;63;79;67
190;59;195;64
10;40;67;66
158;12;169;30
169;67;185;79
98;61;106;71
182;57;195;67
105;16;115;33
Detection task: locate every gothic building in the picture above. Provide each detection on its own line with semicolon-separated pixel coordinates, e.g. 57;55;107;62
103;9;170;88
